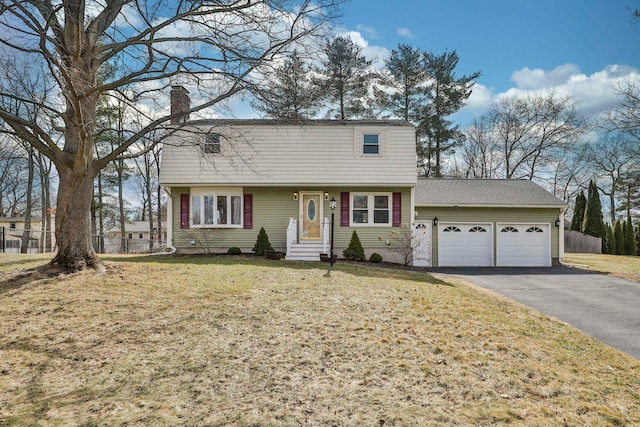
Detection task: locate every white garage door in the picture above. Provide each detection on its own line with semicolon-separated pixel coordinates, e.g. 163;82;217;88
497;224;551;267
438;223;493;267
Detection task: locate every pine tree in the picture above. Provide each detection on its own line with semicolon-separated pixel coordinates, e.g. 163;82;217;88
636;224;640;256
605;223;615;254
343;230;365;261
253;227;273;256
316;36;373;119
375;44;428;122
614;221;625;255
420;50;481;177
252;52;322;120
570;191;587;232
625;216;637;255
582;180;605;240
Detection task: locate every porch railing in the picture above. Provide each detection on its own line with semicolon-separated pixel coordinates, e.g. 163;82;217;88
322;217;329;254
286;218;297;257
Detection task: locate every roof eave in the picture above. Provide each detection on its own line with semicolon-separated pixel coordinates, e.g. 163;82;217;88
415;203;566;209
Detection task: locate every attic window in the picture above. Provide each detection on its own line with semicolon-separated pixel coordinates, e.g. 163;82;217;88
9;222;16;230
204;133;221;154
363;134;379;154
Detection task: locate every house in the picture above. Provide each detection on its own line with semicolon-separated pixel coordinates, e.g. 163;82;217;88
0;216;53;253
105;221;167;254
159;86;566;266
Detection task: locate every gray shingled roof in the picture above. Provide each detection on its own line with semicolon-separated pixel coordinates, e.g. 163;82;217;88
415;178;566;207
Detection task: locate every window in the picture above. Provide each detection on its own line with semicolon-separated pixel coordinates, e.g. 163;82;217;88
128;233;133;239
443;226;462;232
351;193;391;226
9;222;16;230
191;193;242;228
501;226;518;233
469;226;487;232
204;133;221;154
363;134;379;154
526;227;544;233
138;233;144;239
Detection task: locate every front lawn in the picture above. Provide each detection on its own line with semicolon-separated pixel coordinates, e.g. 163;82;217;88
1;254;639;425
564;253;640;282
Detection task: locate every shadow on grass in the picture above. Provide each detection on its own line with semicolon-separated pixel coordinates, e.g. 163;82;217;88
101;253;453;287
0;265;60;296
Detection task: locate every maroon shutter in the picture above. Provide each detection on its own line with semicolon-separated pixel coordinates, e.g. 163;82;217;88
180;194;189;229
243;194;253;229
340;192;350;227
392;192;402;227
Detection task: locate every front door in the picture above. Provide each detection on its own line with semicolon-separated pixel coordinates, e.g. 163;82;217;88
413;222;431;266
300;193;322;240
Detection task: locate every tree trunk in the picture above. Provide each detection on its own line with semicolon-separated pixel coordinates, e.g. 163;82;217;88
20;148;34;254
50;169;102;271
97;173;105;253
118;159;126;253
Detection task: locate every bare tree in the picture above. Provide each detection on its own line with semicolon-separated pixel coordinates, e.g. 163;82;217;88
586;136;638;224
0;139;28;216
487;92;589;179
608;82;640;152
0;0;341;271
459;118;503;178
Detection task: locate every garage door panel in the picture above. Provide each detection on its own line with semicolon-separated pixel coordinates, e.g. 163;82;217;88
439;224;492;267
497;224;550;267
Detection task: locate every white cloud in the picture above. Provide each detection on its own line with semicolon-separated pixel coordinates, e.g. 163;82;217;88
356;24;379;39
501;64;640;118
396;27;415;38
336;30;390;69
511;64;581;90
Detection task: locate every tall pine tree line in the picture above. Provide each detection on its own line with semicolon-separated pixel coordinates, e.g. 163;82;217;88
256;39;480;177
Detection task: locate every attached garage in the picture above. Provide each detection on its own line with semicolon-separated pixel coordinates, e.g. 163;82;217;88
438;223;493;267
496;223;551;267
414;178;566;268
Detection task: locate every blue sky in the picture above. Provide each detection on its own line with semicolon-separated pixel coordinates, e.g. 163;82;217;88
335;0;640;122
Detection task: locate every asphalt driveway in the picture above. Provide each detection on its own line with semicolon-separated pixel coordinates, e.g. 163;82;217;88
436;266;640;360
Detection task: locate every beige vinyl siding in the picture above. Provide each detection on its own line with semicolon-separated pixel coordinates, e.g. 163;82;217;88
170;186;412;257
416;207;562;267
160;123;416;187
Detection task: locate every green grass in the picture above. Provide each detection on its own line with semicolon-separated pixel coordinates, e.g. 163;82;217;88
564;253;640;282
1;254;639;426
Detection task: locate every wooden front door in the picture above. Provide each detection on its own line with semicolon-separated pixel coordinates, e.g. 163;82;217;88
300;193;322;240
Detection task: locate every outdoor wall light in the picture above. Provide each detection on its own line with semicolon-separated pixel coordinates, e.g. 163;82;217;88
293;191;298;200
433;217;438;226
325;192;329;200
555;218;561;227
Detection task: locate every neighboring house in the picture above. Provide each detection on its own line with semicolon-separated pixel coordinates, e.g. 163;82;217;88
159;85;566;266
105;221;167;254
0;216;55;253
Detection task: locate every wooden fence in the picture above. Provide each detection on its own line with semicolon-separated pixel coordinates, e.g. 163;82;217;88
564;230;602;254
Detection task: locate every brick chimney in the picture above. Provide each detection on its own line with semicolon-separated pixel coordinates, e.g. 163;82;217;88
170;85;190;124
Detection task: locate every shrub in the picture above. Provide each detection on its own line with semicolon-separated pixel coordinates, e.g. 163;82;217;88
227;247;242;255
252;227;273;256
370;252;383;263
343;230;365;261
